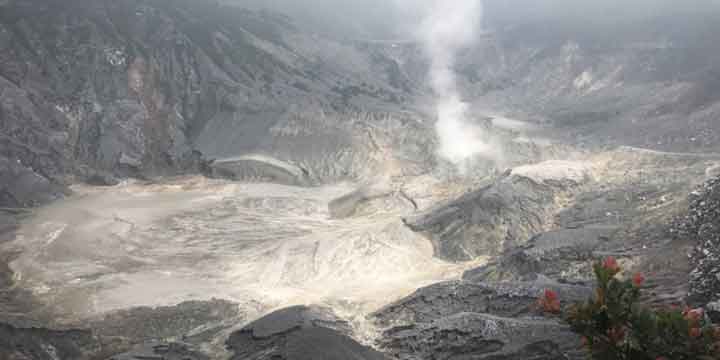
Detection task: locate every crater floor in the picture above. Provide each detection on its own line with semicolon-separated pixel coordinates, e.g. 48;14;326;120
5;178;474;324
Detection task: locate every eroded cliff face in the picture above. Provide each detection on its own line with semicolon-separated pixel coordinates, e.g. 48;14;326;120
0;0;423;208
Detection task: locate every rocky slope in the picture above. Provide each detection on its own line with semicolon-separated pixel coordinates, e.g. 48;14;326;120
674;175;720;309
388;12;720;153
0;0;425;208
487;18;720;153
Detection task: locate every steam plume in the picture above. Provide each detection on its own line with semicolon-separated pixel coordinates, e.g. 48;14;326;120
402;0;494;167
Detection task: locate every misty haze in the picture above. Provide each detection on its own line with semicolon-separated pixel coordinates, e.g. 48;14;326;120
1;0;720;359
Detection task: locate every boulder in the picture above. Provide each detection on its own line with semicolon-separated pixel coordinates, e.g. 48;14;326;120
108;342;208;360
209;155;311;186
85;172;120;186
226;305;387;360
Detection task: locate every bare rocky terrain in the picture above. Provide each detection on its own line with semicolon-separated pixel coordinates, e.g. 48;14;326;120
1;0;720;359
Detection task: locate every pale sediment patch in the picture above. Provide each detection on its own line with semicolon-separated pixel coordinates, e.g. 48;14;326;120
5;178;477;323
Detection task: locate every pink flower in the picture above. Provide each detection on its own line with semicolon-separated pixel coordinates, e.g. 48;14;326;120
538;289;561;314
602;256;620;272
683;308;704;325
544;289;558;301
632;273;645;287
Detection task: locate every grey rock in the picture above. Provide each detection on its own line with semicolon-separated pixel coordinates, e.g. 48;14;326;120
84;171;120;186
373;280;591;327
404;163;589;261
0;211;17;245
465;226;616;283
98;101;148;172
226;305;388;360
707;301;720;323
0;156;65;207
88;299;243;347
402;176;548;261
209;155;311;186
372;280;590;360
0;323;103;360
673;176;720;305
378;313;580;360
108;342;208;360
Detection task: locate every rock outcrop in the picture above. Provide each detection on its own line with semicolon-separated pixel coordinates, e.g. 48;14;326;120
379;314;575;360
675;176;720;306
109;342;208;360
227;305;388;360
87;299;243;349
373;280;591;327
0;323;104;360
372;279;589;359
464;226;616;284
404;161;592;261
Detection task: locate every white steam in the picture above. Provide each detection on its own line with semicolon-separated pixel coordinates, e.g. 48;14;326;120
399;0;495;167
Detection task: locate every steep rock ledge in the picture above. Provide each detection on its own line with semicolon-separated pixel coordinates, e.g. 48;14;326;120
403;160;592;261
